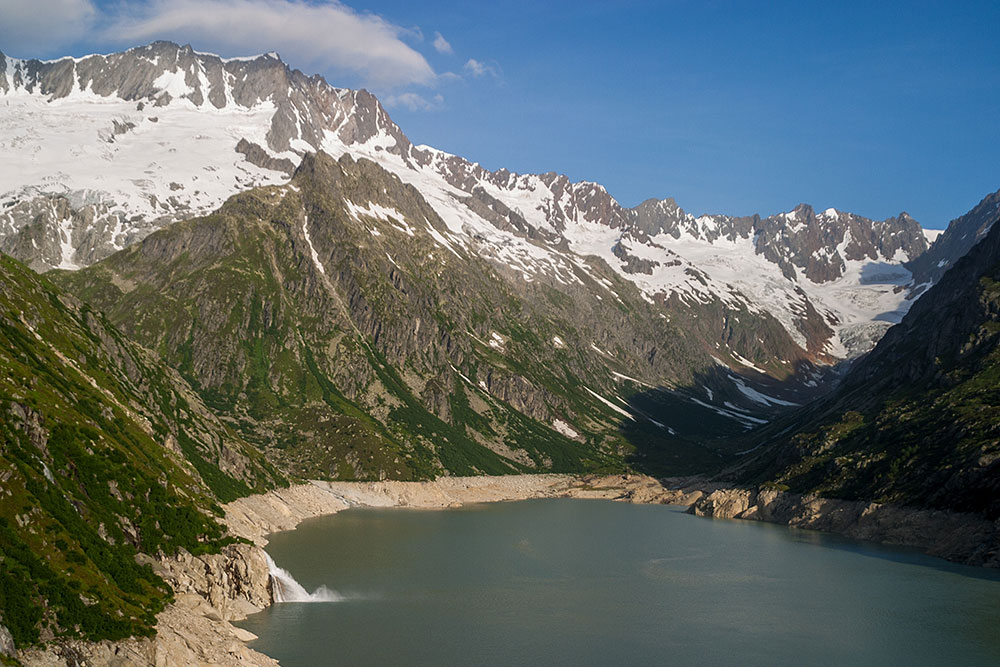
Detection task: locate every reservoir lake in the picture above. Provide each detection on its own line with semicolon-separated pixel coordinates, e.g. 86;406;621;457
238;499;1000;666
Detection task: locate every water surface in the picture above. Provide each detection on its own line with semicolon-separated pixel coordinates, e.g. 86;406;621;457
239;499;1000;666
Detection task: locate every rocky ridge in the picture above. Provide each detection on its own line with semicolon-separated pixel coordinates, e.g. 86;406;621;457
907;188;1000;285
1;41;936;366
54;150;830;483
48;151;1000;484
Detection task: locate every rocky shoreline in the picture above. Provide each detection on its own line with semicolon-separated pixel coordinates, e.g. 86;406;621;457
221;474;695;548
690;487;1000;568
15;474;998;665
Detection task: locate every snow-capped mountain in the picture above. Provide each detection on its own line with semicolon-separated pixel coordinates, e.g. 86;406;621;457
1;41;932;364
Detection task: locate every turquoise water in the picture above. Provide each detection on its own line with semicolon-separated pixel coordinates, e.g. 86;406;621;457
238;499;1000;666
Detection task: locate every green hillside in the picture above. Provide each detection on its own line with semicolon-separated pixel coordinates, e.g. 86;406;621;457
0;254;283;648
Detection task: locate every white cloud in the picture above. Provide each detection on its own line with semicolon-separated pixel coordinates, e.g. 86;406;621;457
103;0;436;89
0;0;96;56
385;92;444;111
432;32;453;55
464;57;500;79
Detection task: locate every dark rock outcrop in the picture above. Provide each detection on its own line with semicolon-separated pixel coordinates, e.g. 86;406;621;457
907;188;1000;285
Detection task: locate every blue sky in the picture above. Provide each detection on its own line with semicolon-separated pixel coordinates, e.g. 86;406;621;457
2;0;998;227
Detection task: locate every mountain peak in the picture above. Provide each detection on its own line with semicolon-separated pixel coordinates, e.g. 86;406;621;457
0;40;943;365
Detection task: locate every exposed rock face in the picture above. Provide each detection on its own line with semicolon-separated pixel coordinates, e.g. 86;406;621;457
628;201;927;284
19;544;279;667
0;194;152;272
0;41;390;150
236;138;296;175
691;488;1000;567
140;544;273;621
908;188;1000;285
0;624;14;657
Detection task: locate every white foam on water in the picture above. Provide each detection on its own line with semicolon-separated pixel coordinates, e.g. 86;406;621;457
264;552;342;603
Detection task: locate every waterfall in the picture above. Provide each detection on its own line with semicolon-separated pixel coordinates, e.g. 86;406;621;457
264;552;342;603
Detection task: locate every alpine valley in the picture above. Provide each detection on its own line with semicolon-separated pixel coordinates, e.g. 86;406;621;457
0;41;998;665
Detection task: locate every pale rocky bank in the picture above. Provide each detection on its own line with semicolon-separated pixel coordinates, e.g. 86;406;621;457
222;474;697;548
15;474;998;666
690;487;1000;568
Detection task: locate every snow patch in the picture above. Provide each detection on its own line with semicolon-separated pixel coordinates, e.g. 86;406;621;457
730;351;765;373
729;376;799;407
689;396;768;426
583;386;633;420
922;228;944;244
152;70;193;100
345;200;412;236
648;419;676;435
301;214;325;275
611;371;655;388
55;213;78;270
552;419;579;438
488;331;505;350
